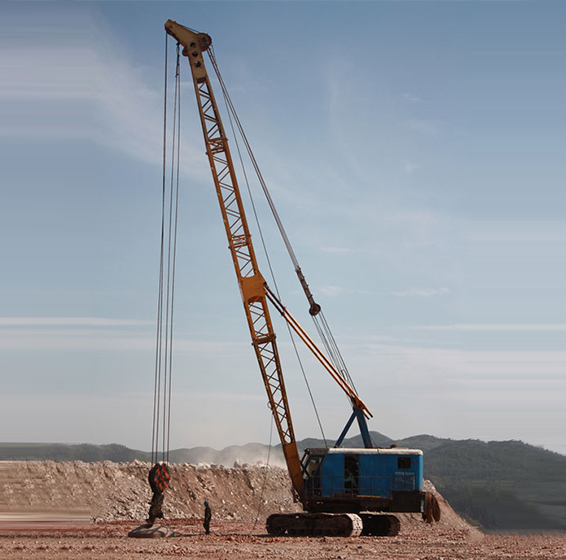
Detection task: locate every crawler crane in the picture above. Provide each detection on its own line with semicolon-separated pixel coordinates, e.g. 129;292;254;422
164;20;440;537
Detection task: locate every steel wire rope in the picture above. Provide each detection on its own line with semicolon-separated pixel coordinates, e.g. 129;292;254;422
165;44;182;463
207;47;359;402
153;37;181;465
315;313;360;397
210;47;328;448
161;43;182;463
152;32;169;466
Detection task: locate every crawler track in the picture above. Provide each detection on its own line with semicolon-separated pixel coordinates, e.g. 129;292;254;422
266;512;363;537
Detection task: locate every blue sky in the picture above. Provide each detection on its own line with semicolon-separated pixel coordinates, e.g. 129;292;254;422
1;1;565;456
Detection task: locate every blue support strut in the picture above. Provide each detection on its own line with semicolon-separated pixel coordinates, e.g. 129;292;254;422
334;407;374;449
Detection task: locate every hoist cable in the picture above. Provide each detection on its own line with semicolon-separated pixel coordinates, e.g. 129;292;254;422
212;48;327;447
152;32;169;466
161;48;177;464
315;313;357;394
164;45;182;463
153;37;181;465
208;47;357;398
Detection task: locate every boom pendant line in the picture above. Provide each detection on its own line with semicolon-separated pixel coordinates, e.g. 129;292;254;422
207;47;358;399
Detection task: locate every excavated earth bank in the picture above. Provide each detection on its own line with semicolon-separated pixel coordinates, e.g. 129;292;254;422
1;460;565;559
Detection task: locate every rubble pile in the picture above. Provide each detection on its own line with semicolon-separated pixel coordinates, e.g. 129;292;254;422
0;460;300;522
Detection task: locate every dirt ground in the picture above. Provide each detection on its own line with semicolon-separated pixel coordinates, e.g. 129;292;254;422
1;519;566;560
1;461;565;559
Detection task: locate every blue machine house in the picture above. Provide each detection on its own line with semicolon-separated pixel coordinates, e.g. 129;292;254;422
302;447;424;511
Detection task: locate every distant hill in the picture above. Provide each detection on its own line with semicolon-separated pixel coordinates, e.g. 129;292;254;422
425;439;566;532
2;435;565;532
397;434;450;453
0;432;404;465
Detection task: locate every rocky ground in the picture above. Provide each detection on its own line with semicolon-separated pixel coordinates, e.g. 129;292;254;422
1;461;565;559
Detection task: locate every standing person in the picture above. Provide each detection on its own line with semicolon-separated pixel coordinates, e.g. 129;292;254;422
203;500;212;534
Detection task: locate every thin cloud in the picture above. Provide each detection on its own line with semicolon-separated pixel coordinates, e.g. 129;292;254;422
321;246;363;255
386;209;440;228
92;44;209;179
469;231;566;244
391;287;449;298
0;329;250;353
404;118;439;135
1;12;210;179
318;285;344;297
0;317;152;327
402;240;443;249
172;391;265;403
402;93;422;103
402;159;419;175
413;324;566;332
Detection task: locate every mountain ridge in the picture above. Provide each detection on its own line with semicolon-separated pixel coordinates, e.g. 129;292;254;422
0;432;451;465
